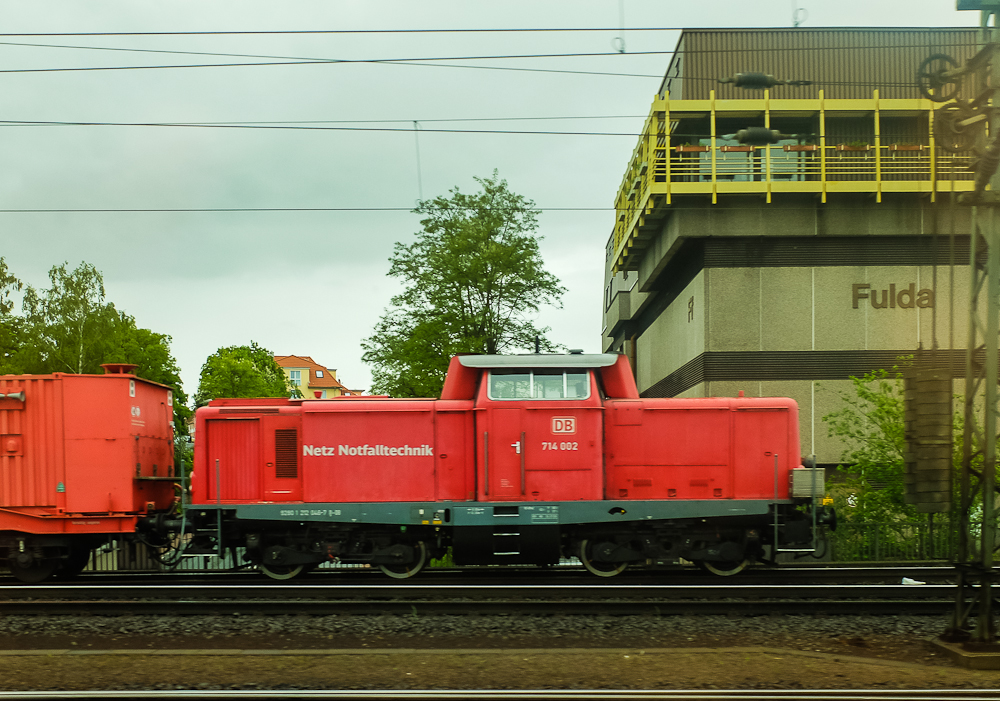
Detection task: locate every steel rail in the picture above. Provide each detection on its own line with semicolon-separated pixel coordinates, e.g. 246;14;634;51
0;583;958;616
0;598;957;616
0;564;964;586
0;564;970;589
0;688;995;700
0;583;960;599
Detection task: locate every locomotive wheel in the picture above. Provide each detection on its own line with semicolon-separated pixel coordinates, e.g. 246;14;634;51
259;563;305;580
379;541;427;579
9;558;59;583
698;559;750;577
579;539;627;578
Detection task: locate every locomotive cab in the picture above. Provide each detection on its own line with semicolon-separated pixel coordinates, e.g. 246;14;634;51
472;358;604;502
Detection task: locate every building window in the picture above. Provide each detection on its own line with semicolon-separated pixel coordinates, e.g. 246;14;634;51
289;370;301;385
316;370;324;378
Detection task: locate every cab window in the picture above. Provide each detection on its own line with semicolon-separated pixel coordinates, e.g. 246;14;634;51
488;370;591;400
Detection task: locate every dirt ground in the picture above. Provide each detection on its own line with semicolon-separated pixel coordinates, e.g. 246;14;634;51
1;633;999;691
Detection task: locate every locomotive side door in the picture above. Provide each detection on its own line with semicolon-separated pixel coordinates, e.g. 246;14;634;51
204;418;262;502
482;407;526;500
260;414;303;502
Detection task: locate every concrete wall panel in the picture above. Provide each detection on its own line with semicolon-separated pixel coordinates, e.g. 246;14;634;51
637;271;706;390
814;266;869;350
760;268;812;351
707;268;761;351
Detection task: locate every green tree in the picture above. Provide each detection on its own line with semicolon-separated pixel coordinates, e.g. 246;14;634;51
362;172;566;397
0;257;23;373
194;341;295;406
822;365;916;522
106;313;192;434
18;261;119;374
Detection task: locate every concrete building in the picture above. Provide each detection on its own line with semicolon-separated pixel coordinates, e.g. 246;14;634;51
274;355;363;398
602;28;979;465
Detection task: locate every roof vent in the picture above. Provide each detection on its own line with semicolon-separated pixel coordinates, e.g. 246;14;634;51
568;349;584;355
101;363;139;375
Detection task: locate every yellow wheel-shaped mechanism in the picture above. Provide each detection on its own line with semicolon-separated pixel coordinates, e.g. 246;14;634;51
579;539;627;578
379;541;427;579
259;563;305;580
699;559;750;577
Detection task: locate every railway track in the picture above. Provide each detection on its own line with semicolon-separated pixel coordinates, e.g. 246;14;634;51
0;580;959;616
0;690;995;700
0;564;964;587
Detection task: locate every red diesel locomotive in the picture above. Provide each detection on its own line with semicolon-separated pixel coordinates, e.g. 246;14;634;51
180;352;831;579
0;352;832;582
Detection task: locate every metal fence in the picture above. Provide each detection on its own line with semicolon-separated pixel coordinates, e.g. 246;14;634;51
81;539;375;574
827;519;956;562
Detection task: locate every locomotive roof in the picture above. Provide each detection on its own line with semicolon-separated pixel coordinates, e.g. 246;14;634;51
457;353;619;369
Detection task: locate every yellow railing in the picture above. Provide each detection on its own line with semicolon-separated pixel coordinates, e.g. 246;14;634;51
611;90;979;272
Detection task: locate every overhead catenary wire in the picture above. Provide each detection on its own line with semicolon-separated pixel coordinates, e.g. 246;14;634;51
0;119;645;136
0;59;664;79
0;39;983;85
0;26;978;38
0;204;974;214
0;207;616;213
0;37;982;62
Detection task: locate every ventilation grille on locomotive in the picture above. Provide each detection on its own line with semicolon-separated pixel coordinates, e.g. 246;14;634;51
275;429;298;478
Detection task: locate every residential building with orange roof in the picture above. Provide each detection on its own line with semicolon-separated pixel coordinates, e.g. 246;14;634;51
273;355;363;398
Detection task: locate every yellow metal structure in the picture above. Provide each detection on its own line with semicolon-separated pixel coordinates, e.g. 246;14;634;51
611;89;977;272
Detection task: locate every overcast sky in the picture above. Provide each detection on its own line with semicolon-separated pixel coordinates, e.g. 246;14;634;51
0;0;979;396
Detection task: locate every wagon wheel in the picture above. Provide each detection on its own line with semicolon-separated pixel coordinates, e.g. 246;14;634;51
8;557;59;583
259;563;305;580
379;541;427;579
917;53;960;102
696;559;750;577
53;548;93;580
579;539;627;578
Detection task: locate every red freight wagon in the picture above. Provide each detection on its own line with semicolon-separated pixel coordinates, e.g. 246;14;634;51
0;364;176;581
184;353;831;579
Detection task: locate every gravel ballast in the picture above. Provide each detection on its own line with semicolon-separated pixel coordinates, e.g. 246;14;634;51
0;613;997;691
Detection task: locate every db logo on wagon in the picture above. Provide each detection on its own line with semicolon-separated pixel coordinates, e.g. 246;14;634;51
551;417;576;434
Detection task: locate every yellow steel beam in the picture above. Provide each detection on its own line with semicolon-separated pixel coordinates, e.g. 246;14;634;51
929;102;937;203
710;89;717;205
765;89;772;204
874;89;882;204
819;90;827;203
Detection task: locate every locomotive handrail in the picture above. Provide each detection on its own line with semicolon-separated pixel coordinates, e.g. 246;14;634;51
215;458;224;556
520;431;526;494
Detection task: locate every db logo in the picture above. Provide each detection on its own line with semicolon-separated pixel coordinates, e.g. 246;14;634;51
131;406;141;417
551;417;576;434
